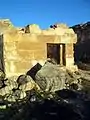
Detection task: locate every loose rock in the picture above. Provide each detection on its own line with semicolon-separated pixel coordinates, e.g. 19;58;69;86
26;63;42;80
35;62;66;92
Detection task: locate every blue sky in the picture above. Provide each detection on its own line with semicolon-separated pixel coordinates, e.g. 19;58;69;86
0;0;90;29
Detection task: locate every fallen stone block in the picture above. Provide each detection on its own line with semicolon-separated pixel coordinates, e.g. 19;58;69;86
35;62;66;92
26;63;42;80
19;81;36;92
18;75;40;92
17;75;34;86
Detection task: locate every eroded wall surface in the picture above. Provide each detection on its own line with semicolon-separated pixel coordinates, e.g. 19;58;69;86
1;20;77;77
3;33;56;77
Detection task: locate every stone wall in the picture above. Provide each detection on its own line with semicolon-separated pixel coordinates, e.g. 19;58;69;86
3;33;56;77
0;20;77;77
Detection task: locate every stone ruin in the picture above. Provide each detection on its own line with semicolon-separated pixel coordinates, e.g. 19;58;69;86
0;20;90;120
0;19;77;77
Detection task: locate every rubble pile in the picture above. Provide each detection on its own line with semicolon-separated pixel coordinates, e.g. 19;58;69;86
0;89;90;120
0;61;90;119
0;61;89;102
0;74;39;102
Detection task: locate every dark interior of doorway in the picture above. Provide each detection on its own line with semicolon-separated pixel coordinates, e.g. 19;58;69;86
47;43;60;64
47;43;66;65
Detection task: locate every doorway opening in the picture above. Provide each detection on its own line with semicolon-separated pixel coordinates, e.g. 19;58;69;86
47;43;66;65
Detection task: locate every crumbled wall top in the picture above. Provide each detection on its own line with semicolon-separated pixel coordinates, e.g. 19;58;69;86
0;19;77;42
23;23;75;36
0;19;13;27
25;24;41;34
0;19;17;34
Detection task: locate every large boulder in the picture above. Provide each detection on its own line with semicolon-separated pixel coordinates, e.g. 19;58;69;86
17;75;31;86
35;62;66;92
18;75;40;92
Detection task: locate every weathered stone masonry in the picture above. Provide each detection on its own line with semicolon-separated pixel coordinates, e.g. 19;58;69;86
0;20;77;77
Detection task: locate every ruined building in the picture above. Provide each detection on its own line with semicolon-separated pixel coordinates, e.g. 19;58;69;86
0;19;77;77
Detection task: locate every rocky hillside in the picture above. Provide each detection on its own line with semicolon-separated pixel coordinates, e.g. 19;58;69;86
72;22;90;64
